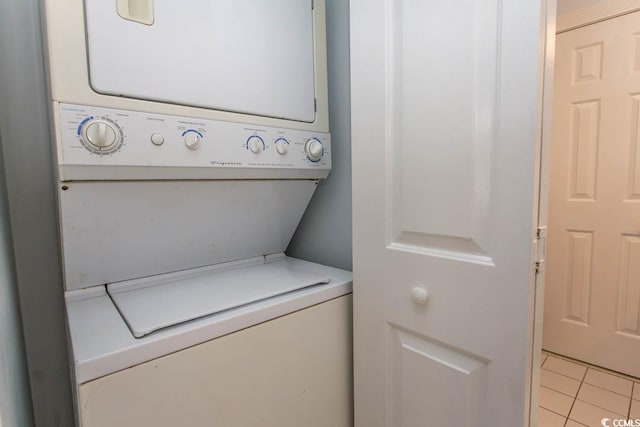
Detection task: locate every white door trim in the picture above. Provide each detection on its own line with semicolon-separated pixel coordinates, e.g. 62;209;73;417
529;0;557;425
557;0;640;33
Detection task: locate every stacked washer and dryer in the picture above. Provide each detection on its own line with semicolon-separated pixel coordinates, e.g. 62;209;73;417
41;1;352;425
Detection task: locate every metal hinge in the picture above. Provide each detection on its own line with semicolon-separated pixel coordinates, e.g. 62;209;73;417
314;98;317;112
312;0;314;9
534;226;547;274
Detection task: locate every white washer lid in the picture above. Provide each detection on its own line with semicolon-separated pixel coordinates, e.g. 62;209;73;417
107;257;330;338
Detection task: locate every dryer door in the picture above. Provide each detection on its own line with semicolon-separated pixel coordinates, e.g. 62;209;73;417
84;0;316;122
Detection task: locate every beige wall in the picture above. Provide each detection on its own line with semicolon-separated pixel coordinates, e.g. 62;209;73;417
557;0;606;14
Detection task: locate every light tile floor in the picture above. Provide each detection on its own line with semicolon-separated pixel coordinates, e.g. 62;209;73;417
538;351;640;427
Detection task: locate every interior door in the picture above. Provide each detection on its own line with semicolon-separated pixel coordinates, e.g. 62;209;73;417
543;11;640;378
350;0;552;426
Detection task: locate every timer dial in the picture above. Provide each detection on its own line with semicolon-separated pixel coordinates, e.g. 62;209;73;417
79;118;123;154
304;138;324;162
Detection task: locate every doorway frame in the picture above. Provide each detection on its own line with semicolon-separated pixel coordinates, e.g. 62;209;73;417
532;1;640;425
529;0;557;425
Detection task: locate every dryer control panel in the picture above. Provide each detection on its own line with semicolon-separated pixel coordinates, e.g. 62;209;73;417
55;103;331;181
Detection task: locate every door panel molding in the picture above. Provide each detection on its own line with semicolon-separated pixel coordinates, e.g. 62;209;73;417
628;94;640;200
573;43;603;84
616;234;640;336
384;0;499;265
387;324;489;426
568;100;601;200
565;230;594;324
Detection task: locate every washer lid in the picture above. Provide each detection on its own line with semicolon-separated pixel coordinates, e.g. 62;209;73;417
107;256;330;338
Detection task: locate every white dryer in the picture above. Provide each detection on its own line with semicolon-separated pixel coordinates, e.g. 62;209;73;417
41;1;352;425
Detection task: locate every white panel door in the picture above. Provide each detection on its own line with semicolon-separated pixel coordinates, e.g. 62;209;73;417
543;11;640;378
350;0;552;426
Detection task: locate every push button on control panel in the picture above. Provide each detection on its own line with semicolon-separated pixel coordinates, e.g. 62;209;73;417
150;133;165;146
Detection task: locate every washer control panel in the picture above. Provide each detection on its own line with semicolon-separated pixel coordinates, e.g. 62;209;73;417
56;103;331;180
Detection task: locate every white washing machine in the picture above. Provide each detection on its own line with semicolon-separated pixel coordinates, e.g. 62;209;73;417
41;1;352;425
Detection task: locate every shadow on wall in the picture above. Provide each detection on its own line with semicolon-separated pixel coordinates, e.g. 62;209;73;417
288;0;352;272
0;0;74;425
0;134;33;426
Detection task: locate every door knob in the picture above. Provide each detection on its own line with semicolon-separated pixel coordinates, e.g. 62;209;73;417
411;287;429;305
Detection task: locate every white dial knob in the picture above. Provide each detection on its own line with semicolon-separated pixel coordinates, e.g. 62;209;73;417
184;132;201;150
81;119;121;152
275;139;288;155
248;137;263;153
305;138;324;162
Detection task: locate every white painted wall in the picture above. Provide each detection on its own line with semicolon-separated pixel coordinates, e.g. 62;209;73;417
557;0;605;14
288;0;352;271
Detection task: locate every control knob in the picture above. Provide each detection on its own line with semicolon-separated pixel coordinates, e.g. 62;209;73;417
248;137;263;153
246;136;265;154
184;132;201;150
80;119;121;152
305;138;324;162
275;138;289;155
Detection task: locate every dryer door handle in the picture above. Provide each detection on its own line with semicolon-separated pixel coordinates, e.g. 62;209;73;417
116;0;154;26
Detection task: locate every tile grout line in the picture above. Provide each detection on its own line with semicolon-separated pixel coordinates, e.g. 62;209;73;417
572;396;629;418
544;376;631;421
538;394;571;419
540;351;640;426
540;384;577;400
628;383;634;420
631;381;640;420
563;364;589;425
543;350;640;383
542;355;637;398
543;366;585;383
581;381;635;400
581;381;634;400
537;406;568;424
